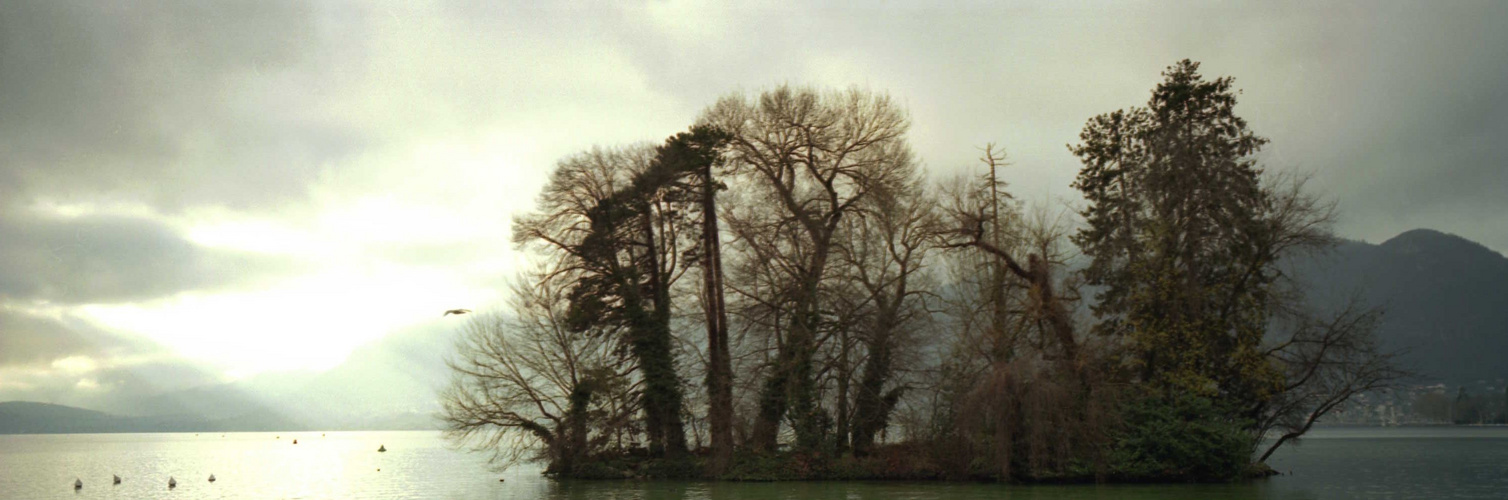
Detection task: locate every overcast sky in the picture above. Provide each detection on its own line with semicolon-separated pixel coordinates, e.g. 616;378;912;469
2;0;1504;408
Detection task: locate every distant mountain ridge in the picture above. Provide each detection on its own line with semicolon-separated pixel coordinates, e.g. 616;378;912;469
1296;229;1508;384
0;401;294;434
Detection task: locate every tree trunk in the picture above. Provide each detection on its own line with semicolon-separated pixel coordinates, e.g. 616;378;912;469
630;211;687;457
701;160;736;472
835;330;852;455
850;324;893;456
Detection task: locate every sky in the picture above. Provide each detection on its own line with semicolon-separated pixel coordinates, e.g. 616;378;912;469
2;0;1505;408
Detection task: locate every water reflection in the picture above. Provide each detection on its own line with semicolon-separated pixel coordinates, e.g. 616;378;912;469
1;428;1504;500
539;479;1327;500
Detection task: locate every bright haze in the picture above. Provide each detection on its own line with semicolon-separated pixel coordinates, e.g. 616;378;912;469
2;1;1504;412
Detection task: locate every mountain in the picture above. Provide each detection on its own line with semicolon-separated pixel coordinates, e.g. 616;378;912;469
1296;229;1508;384
0;401;123;434
0;401;296;434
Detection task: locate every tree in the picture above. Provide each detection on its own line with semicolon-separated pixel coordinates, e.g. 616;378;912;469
1070;59;1286;400
1254;300;1408;462
514;145;691;457
440;273;637;473
1069;59;1406;466
938;159;1113;480
700;85;917;452
836;173;936;456
650;125;738;472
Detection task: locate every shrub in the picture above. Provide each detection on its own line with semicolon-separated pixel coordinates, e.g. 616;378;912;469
1108;392;1250;482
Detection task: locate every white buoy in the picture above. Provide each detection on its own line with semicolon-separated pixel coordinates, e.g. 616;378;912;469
168;477;177;488
113;474;121;485
208;474;216;483
74;478;82;490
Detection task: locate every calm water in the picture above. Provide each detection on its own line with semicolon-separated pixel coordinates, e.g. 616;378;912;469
1;427;1505;499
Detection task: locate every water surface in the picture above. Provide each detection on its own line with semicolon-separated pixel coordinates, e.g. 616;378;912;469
2;427;1504;499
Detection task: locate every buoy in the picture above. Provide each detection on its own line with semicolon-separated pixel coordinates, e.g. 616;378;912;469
377;444;386;452
113;474;121;485
499;478;506;482
168;477;177;489
208;474;216;483
293;439;298;444
75;478;83;490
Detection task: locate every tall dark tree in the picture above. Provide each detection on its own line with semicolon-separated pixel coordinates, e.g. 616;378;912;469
1069;60;1404;463
515;146;690;457
649;126;738;472
1069;59;1285;400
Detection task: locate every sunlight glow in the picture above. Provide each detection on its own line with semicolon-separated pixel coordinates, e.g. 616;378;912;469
79;268;496;376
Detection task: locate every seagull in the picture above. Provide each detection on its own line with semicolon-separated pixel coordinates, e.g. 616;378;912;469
75;478;82;490
443;309;471;316
168;477;177;489
208;474;216;483
113;475;121;485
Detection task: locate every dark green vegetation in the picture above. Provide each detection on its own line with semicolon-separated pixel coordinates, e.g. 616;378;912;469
441;61;1408;483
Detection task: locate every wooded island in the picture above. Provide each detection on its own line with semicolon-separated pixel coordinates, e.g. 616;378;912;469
440;60;1404;482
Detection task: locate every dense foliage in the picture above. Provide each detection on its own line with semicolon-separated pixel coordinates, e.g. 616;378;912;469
441;61;1404;482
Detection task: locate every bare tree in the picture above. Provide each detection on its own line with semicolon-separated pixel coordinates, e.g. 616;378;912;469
930;150;1117;481
440;272;637;473
700;85;917;452
1255;300;1409;463
835;177;937;456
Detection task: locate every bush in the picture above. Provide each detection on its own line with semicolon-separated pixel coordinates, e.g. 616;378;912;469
1108;393;1250;482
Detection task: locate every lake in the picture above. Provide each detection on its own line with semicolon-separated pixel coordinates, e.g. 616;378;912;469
1;427;1504;499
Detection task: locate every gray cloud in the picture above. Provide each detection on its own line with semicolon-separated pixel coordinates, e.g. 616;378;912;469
596;2;1508;252
3;1;1504;250
0;212;299;304
0;307;225;411
0;0;361;211
0;308;156;368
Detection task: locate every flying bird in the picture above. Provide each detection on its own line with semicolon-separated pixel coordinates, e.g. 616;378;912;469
443;309;471;316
